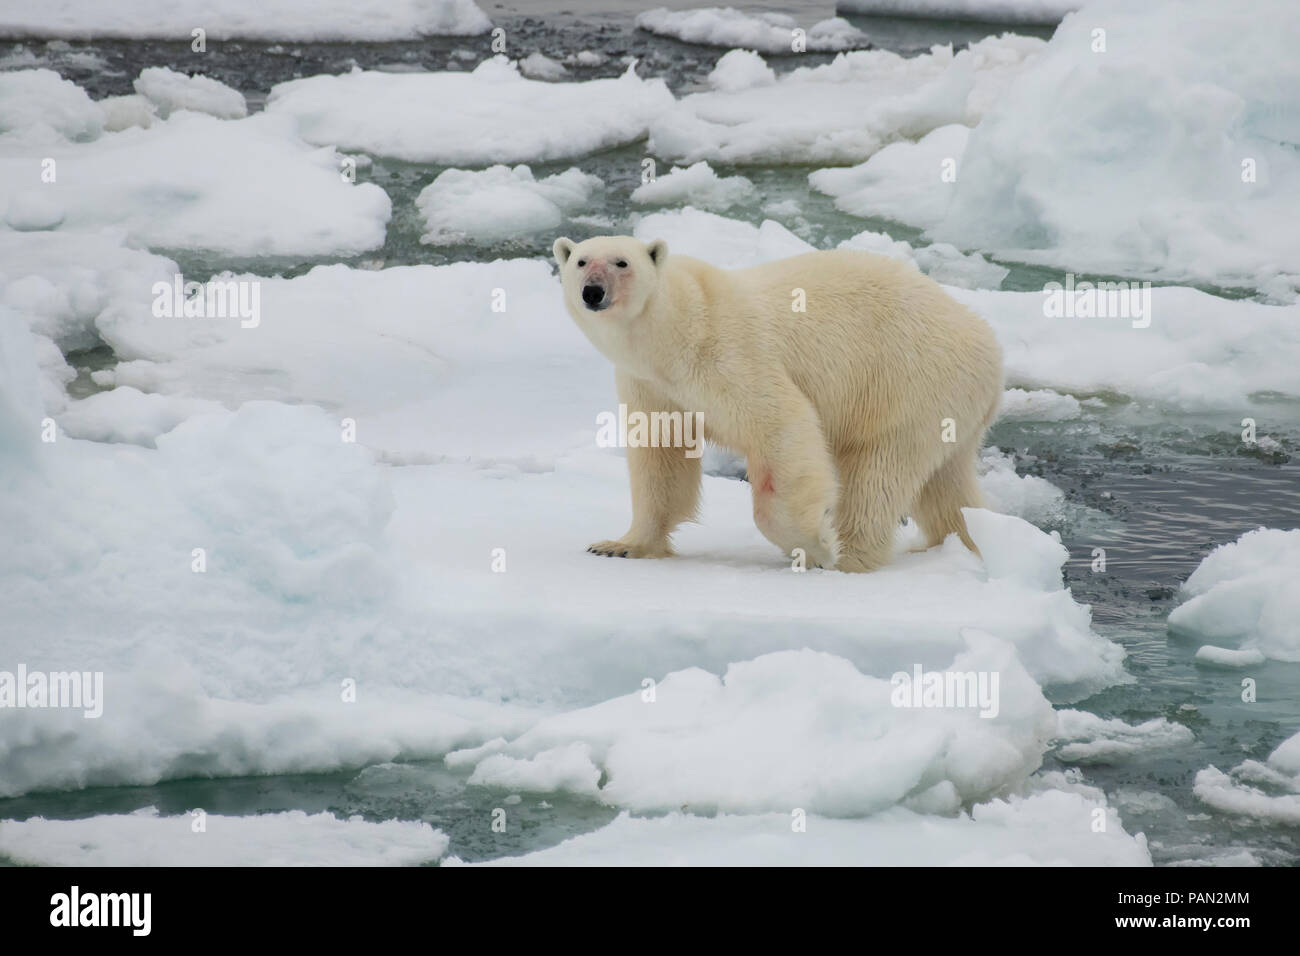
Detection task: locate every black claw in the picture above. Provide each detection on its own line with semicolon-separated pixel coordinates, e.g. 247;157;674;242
617;550;628;557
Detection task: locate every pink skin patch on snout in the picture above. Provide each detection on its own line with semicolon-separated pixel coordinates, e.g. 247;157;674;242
578;258;632;309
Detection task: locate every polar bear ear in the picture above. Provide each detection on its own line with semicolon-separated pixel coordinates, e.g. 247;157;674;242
646;239;668;268
553;237;575;266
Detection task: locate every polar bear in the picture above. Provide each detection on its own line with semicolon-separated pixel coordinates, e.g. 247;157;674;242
553;235;1003;572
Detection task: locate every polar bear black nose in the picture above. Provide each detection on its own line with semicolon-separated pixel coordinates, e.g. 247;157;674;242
582;284;606;308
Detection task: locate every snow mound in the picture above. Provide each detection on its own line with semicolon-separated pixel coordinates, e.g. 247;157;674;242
0;68;103;143
648;34;1044;165
0;75;390;256
976;448;1066;526
838;227;1007;289
450;641;1056;816
0;808;448;866
950;285;1300;411
636;7;869;53
266;59;675;165
631;161;756;212
927;0;1300;296
133;67;247;120
810;123;970;231
1168;528;1300;663
417;165;603;245
706;49;775;92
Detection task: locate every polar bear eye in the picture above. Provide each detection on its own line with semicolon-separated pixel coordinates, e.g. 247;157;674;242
576;259;586;267
615;260;628;268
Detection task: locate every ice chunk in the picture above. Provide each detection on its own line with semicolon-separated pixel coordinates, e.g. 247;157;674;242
810;123;970;230
706;49;775;93
927;0;1300;295
0;0;492;41
950;285;1300;410
449;641;1057;816
631;161;756;212
636;7;869;53
649;35;1043;165
416;165;602;245
836;0;1079;25
998;388;1081;422
0;808;448;866
1194;731;1300;826
975;448;1066;526
1193;646;1267;668
0;96;391;256
838;227;1008;289
518;52;568;81
1169;528;1300;662
1053;710;1195;763
58;387;226;447
266;58;675;165
0;67;103;142
99;94;156;131
450;788;1149;866
133;66;247;120
963;507;1067;591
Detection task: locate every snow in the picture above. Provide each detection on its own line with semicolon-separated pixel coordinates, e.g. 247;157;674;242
4;18;1290;861
949;285;1300;411
838;227;1007;289
133;67;247;120
449;641;1057;816
100;94;157;132
57;387;226;447
0;0;492;41
810;123;970;231
266;58;675;165
0;72;391;256
836;0;1079;25
649;34;1044;165
924;0;1300;296
518;52;568;81
451;785;1149;866
416;165;603;245
1193;646;1266;668
1053;710;1195;764
0;808;448;866
636;8;869;54
975;448;1065;527
0;68;103;143
706;49;775;93
1194;731;1300;826
999;388;1082;422
0;229;1129;802
1168;528;1300;663
631;161;756;212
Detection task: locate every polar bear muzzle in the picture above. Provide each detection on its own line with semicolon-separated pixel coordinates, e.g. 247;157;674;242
582;282;608;311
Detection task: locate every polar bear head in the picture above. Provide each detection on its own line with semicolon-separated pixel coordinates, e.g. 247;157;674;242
553;235;668;325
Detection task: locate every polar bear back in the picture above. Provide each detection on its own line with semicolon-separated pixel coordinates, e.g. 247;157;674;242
663;249;1003;447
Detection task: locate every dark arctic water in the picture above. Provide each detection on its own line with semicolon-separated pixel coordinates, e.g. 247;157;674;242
2;2;1297;866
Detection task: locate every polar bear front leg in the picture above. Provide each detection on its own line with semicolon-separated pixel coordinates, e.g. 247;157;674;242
749;394;841;569
589;372;702;559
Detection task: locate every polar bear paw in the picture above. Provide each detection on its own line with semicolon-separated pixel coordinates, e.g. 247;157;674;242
587;538;672;559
